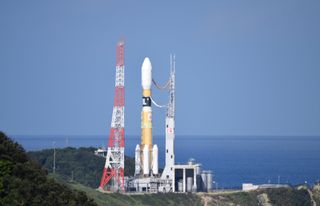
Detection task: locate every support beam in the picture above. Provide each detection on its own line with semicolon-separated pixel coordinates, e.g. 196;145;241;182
183;168;186;193
193;169;197;192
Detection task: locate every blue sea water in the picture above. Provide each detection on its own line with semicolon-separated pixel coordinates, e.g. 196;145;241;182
12;135;320;189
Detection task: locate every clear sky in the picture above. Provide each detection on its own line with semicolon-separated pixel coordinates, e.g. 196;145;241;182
1;0;320;136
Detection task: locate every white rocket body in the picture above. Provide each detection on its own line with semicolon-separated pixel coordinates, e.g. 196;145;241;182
143;144;149;175
152;145;158;175
135;144;141;175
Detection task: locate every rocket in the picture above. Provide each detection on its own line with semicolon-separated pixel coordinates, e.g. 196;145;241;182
135;57;158;176
141;57;152;152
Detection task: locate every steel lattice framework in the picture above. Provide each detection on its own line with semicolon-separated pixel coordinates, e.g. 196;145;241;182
99;41;125;192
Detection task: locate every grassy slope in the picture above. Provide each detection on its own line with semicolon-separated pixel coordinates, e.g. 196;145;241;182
69;181;315;206
200;188;313;206
68;182;203;206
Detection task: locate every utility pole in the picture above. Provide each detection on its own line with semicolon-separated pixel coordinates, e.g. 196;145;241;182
53;141;56;174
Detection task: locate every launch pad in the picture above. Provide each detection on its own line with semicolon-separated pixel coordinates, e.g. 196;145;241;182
127;55;214;193
99;41;214;193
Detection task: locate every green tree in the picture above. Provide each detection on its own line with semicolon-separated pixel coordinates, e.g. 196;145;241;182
0;131;97;206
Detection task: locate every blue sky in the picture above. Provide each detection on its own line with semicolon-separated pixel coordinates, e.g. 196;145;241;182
1;0;320;136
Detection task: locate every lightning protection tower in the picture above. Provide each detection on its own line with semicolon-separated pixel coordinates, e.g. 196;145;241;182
99;41;125;192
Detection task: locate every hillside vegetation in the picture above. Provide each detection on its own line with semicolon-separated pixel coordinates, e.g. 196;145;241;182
28;147;135;188
0;131;96;206
312;184;320;205
66;180;318;206
68;182;203;206
198;187;315;206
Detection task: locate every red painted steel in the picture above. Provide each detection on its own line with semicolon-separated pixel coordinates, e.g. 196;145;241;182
99;41;125;192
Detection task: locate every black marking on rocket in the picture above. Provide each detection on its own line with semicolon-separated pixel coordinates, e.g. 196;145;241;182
142;97;151;107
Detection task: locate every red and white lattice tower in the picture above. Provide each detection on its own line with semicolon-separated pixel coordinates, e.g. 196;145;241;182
99;41;125;192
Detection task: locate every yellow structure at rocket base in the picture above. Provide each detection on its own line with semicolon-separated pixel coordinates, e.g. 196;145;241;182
141;112;152;146
141;88;153;174
141;89;152;147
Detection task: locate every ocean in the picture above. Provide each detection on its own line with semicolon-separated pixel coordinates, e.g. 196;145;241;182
12;135;320;189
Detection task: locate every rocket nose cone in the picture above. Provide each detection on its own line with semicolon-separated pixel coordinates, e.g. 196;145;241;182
142;57;152;71
142;57;152;89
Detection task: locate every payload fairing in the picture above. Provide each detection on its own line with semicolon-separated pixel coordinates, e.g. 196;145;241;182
135;57;158;176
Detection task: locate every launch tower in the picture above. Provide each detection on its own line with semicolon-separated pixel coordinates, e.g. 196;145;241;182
99;41;125;192
161;54;175;181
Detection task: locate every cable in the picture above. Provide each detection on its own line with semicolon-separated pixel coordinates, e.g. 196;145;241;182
152;78;170;90
150;96;167;108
